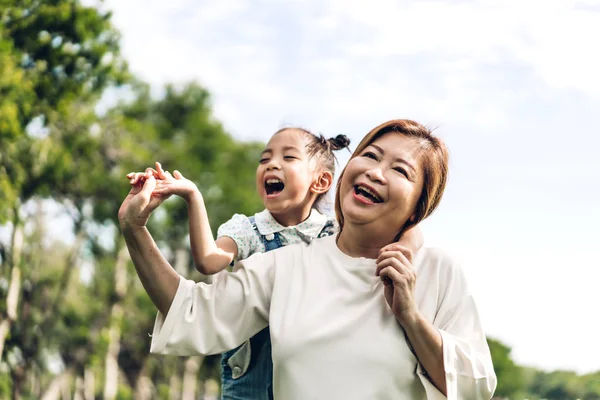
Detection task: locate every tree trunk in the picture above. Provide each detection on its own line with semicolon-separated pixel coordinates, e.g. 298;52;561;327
0;215;23;360
73;375;85;400
102;245;129;400
174;248;189;277
40;374;63;400
43;225;87;321
169;374;181;400
202;377;220;400
134;362;154;400
40;368;72;400
84;367;95;400
181;356;203;400
60;370;72;400
30;365;41;398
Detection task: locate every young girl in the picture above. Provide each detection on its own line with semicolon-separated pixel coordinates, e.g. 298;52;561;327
127;127;423;399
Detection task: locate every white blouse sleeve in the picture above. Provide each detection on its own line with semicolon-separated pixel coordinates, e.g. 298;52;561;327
419;257;497;400
149;250;275;356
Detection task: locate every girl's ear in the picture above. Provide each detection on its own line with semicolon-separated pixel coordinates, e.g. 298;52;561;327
311;171;333;195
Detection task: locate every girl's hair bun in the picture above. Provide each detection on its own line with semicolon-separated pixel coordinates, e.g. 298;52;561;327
327;134;351;151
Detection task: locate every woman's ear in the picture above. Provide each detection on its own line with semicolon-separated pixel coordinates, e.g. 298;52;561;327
311;171;334;195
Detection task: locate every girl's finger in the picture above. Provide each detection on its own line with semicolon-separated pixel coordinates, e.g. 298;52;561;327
173;170;184;179
132;172;146;185
144;167;158;179
379;244;413;261
376;250;410;267
155;162;168;180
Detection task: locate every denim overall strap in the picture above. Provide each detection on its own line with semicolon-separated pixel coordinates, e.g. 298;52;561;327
220;215;281;400
318;219;336;238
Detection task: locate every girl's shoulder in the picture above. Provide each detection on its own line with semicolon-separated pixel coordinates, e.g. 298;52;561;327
217;213;263;245
218;213;255;232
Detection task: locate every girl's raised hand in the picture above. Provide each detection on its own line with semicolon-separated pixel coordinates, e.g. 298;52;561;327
152;162;199;202
126;167;160;186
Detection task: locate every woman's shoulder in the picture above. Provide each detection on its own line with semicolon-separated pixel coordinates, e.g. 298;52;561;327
414;247;464;277
415;246;455;264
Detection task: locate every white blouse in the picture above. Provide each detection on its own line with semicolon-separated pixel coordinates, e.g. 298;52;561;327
150;235;496;400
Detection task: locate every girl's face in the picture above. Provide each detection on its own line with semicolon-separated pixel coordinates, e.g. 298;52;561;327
338;133;424;237
256;129;319;217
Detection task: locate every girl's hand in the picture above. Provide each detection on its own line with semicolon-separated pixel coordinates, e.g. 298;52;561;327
152;162;199;202
126;166;160;186
375;243;419;327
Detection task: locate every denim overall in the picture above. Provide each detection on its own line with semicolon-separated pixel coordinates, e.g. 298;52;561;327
220;216;336;400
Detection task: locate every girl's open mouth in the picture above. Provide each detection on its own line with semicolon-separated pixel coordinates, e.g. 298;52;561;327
266;178;285;197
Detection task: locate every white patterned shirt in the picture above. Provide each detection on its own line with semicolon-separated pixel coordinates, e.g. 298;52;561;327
217;208;335;262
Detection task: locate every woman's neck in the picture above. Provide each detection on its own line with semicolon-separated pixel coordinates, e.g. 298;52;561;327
336;223;397;259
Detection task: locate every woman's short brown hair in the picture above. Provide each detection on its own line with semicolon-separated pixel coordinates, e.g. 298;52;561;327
334;119;449;235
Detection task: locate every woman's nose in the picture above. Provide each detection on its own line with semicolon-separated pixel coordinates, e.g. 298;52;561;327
365;168;386;185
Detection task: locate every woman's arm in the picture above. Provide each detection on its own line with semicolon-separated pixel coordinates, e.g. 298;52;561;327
150;254;273;356
118;175;180;315
377;246;496;399
376;245;447;394
122;224;180;315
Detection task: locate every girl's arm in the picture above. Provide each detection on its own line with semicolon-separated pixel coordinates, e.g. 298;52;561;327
185;189;238;274
149;163;239;275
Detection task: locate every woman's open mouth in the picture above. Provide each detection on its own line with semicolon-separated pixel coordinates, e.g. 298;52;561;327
265;178;285;198
353;184;383;204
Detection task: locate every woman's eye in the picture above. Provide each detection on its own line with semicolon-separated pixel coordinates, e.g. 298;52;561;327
363;152;377;160
393;167;408;177
284;156;297;160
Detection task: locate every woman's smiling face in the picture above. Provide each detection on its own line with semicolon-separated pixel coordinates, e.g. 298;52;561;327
338;132;425;236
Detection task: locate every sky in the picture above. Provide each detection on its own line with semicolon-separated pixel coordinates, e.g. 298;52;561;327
88;0;600;373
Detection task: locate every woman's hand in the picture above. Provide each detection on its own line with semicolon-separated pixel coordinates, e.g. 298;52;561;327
118;171;170;229
375;243;419;327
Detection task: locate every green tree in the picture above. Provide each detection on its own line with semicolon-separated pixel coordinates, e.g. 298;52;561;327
0;1;128;398
487;337;524;399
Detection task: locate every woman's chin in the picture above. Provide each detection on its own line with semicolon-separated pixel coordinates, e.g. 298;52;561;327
340;208;373;226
